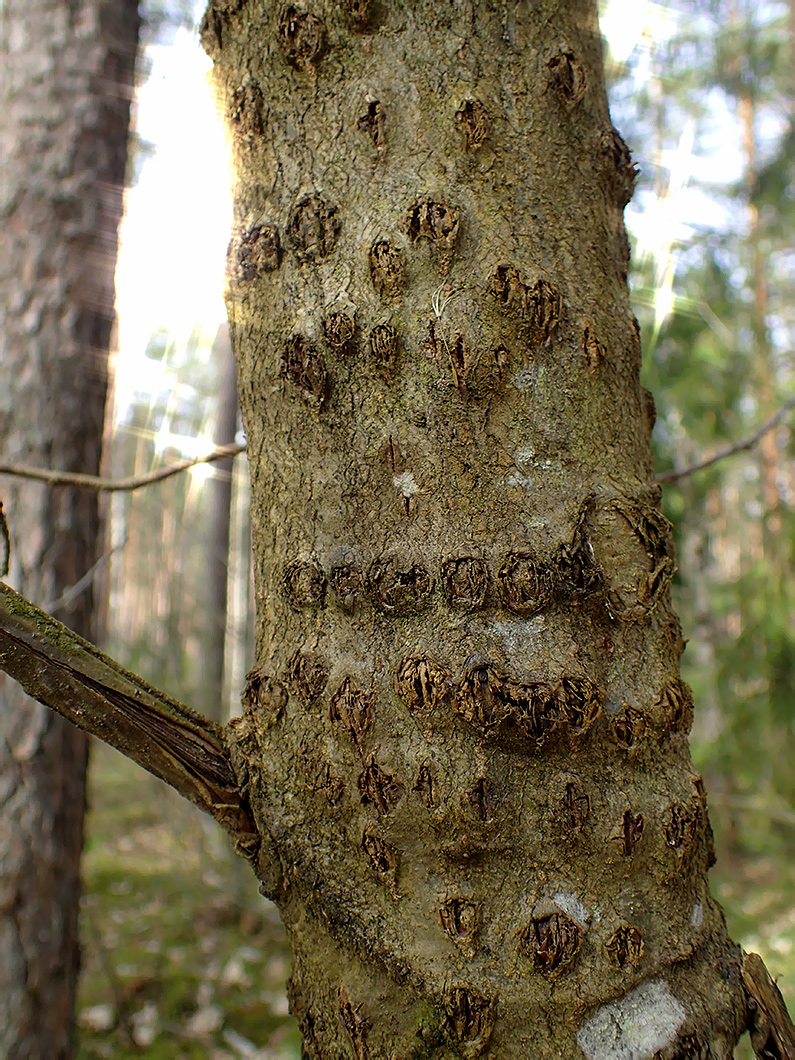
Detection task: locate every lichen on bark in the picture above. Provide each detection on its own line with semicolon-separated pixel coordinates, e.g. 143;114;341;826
207;0;748;1054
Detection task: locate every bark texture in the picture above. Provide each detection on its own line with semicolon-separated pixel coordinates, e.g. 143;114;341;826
206;0;748;1054
0;1;139;1055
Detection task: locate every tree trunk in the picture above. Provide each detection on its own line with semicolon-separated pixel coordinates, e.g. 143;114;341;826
0;1;139;1055
203;0;750;1055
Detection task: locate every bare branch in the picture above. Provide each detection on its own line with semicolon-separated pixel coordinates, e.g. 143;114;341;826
44;537;127;614
742;951;795;1058
0;442;247;493
656;396;795;485
0;580;260;861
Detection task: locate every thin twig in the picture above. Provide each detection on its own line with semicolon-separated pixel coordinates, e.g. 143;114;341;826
656;396;795;485
43;537;128;614
0;442;247;493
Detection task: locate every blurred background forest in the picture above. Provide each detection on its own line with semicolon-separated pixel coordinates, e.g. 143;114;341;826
75;0;794;1056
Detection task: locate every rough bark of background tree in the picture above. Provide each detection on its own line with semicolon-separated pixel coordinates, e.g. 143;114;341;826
0;1;139;1055
199;0;752;1053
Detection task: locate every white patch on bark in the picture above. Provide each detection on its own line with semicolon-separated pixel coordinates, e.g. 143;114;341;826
492;616;546;656
512;367;536;390
505;470;534;489
393;471;418;496
551;891;589;927
690;903;703;928
576;979;686;1060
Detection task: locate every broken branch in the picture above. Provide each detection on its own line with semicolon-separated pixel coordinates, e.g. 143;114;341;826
0;580;260;861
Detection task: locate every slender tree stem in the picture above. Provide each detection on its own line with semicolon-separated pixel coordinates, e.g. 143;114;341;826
656;395;795;485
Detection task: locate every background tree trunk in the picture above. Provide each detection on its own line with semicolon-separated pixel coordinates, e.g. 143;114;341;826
209;0;748;1054
0;1;139;1055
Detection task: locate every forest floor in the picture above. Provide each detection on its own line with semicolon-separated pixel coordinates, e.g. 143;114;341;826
77;740;795;1058
77;741;300;1059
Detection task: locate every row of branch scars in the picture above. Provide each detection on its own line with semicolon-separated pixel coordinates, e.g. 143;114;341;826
338;986;370;1060
357;752;404;814
518;913;582;973
230;224;281;281
323;310;355;353
278;507;670;614
498;551;555;614
278;4;324;68
454;666;603;753
583;323;606;373
439;898;480;947
358;100;385;149
287;648;328;702
200;0;249;57
329;677;373;754
489;265;562;344
281;335;329;406
395;656;449;713
655;676;694;734
692;775;716;868
455;98;490;150
665;803;697;856
300;740;345;803
330;562;363;609
287;194;339;261
602;126;639;208
361;826;399;897
367;554;432;614
369;240;404;296
242;669;287;728
406;200;461;272
548;49;587;104
590;501;675;620
607;925;644;969
283;557;327;609
229;80;266;144
614;809;645;856
468;777;498;822
560;781;591;836
413;760;436;807
444;988;496;1058
610;706;649;751
369;324;398;374
441;556;488;610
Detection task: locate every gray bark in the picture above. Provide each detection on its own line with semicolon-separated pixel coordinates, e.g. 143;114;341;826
0;1;139;1055
205;0;748;1055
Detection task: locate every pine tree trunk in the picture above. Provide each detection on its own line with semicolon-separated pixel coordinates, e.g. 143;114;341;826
0;2;138;1055
205;0;747;1054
